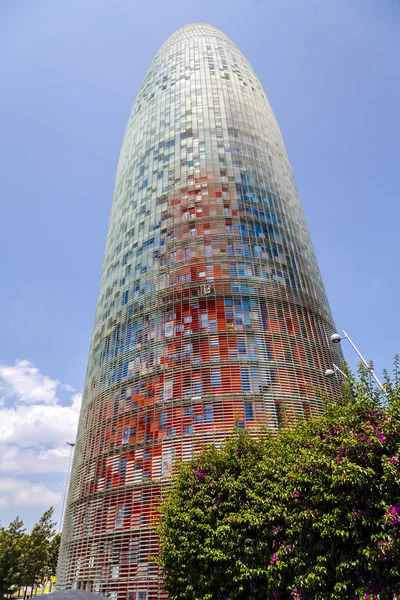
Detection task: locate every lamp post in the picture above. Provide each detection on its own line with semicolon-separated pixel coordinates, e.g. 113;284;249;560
59;442;75;533
325;329;386;395
325;362;348;380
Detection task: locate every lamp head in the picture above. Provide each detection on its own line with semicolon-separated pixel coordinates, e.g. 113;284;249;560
325;368;335;378
330;333;342;344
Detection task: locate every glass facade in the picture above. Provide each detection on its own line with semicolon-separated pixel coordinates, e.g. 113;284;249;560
57;23;342;599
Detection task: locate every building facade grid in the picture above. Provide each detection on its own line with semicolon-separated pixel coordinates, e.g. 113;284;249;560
57;23;342;600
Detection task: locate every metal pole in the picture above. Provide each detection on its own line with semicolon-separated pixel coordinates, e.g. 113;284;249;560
342;330;385;392
59;442;75;533
333;363;348;380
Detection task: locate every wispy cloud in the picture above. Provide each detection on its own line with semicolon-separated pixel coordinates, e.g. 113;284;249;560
0;359;61;405
0;478;61;508
0;445;72;475
0;360;82;515
0;395;81;447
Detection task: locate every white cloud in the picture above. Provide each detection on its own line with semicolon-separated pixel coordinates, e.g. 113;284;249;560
0;445;72;474
71;392;82;413
0;478;61;507
62;383;75;393
0;360;82;517
0;400;81;447
0;359;60;405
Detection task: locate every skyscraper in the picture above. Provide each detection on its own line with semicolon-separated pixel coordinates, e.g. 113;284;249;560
57;23;342;600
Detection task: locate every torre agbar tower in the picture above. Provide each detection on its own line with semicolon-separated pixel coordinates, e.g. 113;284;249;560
57;23;342;600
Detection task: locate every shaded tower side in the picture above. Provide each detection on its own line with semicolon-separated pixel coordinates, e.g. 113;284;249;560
57;23;342;600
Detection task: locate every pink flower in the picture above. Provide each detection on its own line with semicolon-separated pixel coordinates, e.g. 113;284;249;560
270;553;278;564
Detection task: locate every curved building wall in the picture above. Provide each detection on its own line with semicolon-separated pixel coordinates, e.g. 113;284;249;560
57;23;342;600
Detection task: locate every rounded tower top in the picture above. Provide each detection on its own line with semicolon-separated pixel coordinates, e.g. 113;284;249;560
158;22;233;52
168;22;227;37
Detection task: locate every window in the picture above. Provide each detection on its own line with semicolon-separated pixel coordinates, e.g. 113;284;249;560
204;405;213;423
186;425;194;434
111;565;119;578
159;412;168;430
244;402;254;421
275;403;283;427
122;427;129;445
115;505;123;528
164;379;173;400
185;406;194;416
165;321;174;337
211;370;221;386
306;350;314;368
193;380;202;395
129;594;147;600
120;457;127;476
200;313;208;328
167;428;176;438
241;369;250;393
250;367;261;392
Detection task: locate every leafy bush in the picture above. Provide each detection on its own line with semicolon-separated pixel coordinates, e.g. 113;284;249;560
157;361;400;599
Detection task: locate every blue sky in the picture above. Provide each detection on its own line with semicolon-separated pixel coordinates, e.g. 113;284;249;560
0;0;399;530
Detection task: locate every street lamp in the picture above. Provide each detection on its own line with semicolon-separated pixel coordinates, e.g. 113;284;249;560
325;329;386;394
59;442;75;533
325;363;348;380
